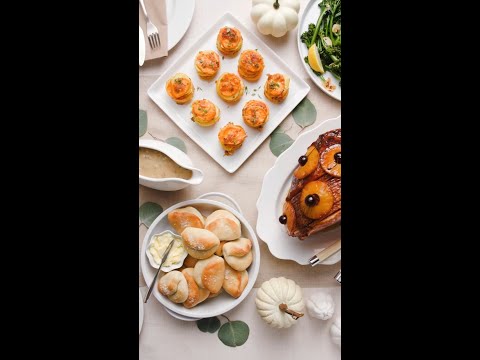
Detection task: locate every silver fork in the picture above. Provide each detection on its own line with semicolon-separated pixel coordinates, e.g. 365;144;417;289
139;0;161;49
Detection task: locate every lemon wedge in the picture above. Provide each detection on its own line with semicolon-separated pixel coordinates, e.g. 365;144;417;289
308;44;325;74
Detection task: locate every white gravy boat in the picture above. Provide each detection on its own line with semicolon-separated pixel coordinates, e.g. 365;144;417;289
139;139;204;191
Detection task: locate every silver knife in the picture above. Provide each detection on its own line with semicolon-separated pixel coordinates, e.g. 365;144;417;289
144;239;175;303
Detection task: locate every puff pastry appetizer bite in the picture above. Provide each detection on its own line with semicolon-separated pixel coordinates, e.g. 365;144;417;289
194;50;221;79
191;99;221;127
218;122;247;156
216;73;245;103
165;73;195;104
264;73;290;103
242;100;269;129
216;26;243;56
238;50;265;81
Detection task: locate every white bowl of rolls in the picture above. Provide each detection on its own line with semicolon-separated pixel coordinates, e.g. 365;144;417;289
140;192;260;320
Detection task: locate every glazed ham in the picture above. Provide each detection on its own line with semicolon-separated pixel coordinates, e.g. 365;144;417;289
281;129;341;240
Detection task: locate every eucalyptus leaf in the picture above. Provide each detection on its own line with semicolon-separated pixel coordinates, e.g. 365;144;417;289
196;317;221;333
218;321;249;347
270;132;294;157
139;202;163;227
292;97;317;129
166;137;187;153
139;109;147;137
272;125;285;134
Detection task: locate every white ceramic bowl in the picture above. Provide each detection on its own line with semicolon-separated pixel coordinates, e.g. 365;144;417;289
140;192;260;320
145;230;188;272
139;139;204;191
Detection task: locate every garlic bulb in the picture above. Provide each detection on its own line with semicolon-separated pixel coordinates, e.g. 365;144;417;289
306;291;335;320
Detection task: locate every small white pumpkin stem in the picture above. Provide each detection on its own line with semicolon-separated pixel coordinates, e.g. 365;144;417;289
274;0;280;10
279;303;304;320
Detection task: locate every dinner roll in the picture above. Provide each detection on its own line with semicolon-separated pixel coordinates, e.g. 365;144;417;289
158;270;188;303
183;254;199;268
208;288;223;298
222;237;253;271
215;241;227;256
193;255;225;294
223;263;248;298
182;268;210;308
168;207;205;234
181;227;220;259
205;210;241;241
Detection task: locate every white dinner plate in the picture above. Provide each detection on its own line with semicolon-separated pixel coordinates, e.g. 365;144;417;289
164;307;199;322
148;12;310;173
297;0;341;101
256;115;341;265
139;288;144;334
167;0;195;51
139;26;145;66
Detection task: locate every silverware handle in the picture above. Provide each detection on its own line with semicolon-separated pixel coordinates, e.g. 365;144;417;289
144;269;159;303
335;270;341;284
144;240;174;303
308;239;341;266
139;0;149;20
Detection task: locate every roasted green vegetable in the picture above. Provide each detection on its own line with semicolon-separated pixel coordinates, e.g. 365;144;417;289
300;0;341;85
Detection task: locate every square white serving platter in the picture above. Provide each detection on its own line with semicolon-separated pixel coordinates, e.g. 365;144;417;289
147;12;310;173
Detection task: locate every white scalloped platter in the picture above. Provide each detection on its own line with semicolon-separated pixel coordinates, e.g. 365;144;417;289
256;115;341;265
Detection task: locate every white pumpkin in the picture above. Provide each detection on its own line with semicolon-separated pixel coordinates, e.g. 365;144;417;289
330;317;341;346
250;0;300;38
255;277;305;328
306;291;335;320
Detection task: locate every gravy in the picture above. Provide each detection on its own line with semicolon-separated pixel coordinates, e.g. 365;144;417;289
139;147;192;179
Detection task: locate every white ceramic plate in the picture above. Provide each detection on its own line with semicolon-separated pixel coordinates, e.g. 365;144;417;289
139;288;144;334
297;0;341;101
148;12;310;173
256;115;341;265
166;0;195;51
139;26;145;66
164;307;199;321
140;193;260;319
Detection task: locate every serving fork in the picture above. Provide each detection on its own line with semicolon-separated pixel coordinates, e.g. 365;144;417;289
139;0;161;49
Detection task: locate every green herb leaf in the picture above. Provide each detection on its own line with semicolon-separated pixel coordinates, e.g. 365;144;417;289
292;97;317;129
139;202;163;227
272;126;285;134
218;321;249;347
139;109;147;137
166;137;187;153
197;317;221;333
270;132;294;157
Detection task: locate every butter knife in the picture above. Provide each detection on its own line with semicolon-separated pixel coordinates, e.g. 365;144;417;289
144;239;175;303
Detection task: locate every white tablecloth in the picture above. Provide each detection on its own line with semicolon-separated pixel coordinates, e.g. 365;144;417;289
139;0;341;358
